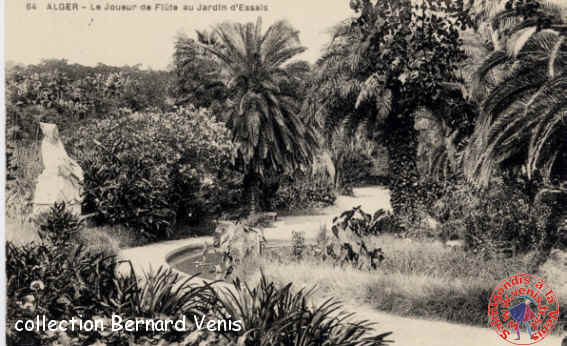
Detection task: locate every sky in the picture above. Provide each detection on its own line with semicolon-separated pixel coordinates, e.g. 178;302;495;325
5;0;354;70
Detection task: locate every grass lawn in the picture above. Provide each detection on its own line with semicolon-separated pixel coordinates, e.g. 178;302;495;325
236;234;567;330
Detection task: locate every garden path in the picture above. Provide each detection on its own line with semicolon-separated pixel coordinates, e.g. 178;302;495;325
344;303;565;346
265;185;391;241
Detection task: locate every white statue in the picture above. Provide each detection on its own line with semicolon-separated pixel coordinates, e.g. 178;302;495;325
32;123;84;216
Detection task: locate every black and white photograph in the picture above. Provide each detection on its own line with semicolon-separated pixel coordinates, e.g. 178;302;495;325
3;0;567;345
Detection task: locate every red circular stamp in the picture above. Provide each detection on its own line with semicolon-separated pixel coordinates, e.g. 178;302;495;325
488;274;559;344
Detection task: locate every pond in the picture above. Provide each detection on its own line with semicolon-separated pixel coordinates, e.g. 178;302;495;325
170;242;295;281
172;250;224;280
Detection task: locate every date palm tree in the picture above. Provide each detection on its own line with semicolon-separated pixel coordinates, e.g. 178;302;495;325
464;2;567;187
202;17;318;213
463;1;567;270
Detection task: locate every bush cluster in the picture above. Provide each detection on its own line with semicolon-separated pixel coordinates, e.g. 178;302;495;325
340;151;376;187
423;181;551;255
463;186;551;255
66;107;238;241
269;173;337;212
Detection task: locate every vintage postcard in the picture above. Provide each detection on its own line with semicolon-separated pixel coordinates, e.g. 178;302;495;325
4;0;567;345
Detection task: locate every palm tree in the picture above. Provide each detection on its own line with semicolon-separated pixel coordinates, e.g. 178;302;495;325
202;17;318;213
420;0;566;185
464;4;566;187
305;0;476;220
463;1;567;270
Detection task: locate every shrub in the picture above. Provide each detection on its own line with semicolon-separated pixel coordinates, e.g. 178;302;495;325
332;206;404;237
67;106;237;241
34;202;83;247
214;274;393;345
424;181;551;255
6;241;119;344
269;172;336;212
463;186;551;255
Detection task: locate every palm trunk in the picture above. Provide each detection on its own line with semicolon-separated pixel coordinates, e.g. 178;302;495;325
244;171;259;216
383;92;420;220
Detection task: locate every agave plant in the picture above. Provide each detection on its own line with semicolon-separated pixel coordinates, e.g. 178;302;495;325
213;274;393;345
105;265;219;319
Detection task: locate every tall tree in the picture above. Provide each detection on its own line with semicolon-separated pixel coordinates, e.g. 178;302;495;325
464;0;567;269
200;17;318;213
307;0;473;217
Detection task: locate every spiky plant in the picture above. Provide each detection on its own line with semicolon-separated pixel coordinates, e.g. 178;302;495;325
213;274;393;346
106;266;218;318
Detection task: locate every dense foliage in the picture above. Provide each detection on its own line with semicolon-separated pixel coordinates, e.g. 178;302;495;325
171;31;228;112
6;59;171;141
215;276;393;346
428;181;552;254
66;107;237;240
6;208;393;346
269;173;337;212
464;0;567;187
306;0;475;220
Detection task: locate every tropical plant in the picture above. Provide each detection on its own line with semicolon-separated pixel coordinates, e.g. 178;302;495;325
464;5;567;187
463;0;567;269
34;202;83;247
104;266;218;318
306;0;474;219
331;206;404;238
199;17;319;214
213;274;393;345
6;242;118;322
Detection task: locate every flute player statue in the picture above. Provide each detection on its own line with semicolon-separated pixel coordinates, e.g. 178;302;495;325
32;122;84;217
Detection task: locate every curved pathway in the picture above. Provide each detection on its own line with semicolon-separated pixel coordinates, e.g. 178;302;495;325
346;303;564;345
266;185;391;241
